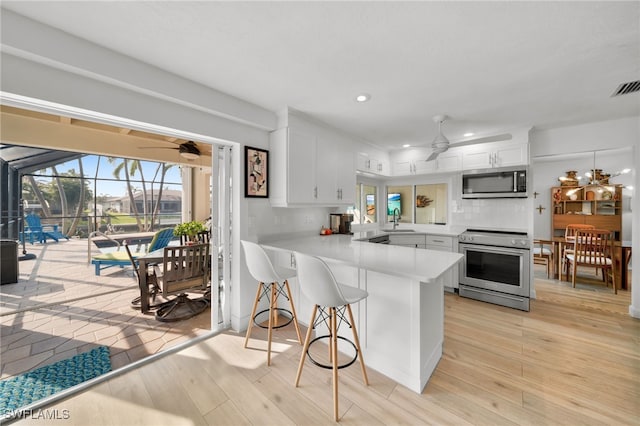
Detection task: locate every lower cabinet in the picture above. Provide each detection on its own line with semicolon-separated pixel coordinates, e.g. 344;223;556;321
425;235;459;291
388;234;426;248
388;233;459;290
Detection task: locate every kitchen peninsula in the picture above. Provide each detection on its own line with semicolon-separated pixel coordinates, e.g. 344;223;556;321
261;234;463;393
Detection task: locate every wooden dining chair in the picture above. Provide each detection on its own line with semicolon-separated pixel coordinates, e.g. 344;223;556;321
533;240;553;278
565;229;616;293
562;224;595;279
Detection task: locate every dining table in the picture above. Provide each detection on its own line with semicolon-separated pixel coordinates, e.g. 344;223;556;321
550;236;632;290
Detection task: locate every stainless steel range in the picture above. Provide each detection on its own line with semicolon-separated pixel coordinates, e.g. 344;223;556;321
458;229;531;311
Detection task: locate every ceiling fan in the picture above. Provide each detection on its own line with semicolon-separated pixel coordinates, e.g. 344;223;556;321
426;114;512;161
139;140;201;160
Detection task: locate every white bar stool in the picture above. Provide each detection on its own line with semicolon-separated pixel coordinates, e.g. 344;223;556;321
241;240;302;365
293;251;369;422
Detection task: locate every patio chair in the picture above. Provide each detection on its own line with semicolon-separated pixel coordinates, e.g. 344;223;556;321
22;213;69;244
153;243;210;322
90;227;175;276
125;242;163;310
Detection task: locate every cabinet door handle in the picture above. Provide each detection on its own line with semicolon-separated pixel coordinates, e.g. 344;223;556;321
314;186;318;199
432;239;444;243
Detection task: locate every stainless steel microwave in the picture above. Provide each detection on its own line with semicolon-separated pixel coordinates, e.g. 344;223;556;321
462;167;528;199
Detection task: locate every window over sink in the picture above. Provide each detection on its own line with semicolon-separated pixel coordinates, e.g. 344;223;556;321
385;183;448;226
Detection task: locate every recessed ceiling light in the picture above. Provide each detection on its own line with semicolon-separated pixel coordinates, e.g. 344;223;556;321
402;144;411;148
355;93;371;102
463;132;474;137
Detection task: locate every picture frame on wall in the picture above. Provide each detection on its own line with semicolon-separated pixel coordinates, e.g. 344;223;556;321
245;146;269;198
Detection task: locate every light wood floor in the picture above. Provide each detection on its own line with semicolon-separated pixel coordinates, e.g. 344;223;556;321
11;280;639;425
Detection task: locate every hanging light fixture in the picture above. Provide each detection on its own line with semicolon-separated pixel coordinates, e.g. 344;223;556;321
559;151;632;196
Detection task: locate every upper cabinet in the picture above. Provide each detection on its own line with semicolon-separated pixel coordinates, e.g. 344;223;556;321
356;147;390;176
391;147;461;176
270;127;355;207
461;139;529;170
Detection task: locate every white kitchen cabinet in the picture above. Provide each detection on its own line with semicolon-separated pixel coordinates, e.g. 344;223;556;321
462;140;528;170
388;234;426;248
425;234;459;291
392;148;432;175
434;149;462;172
387;233;459;290
357;152;388;175
270;127;355;206
391;147;461;176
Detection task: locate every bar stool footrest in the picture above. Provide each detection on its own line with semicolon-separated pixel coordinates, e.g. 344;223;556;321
306;334;358;370
253;308;294;329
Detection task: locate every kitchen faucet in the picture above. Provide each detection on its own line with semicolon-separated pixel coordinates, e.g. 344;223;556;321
392;208;401;230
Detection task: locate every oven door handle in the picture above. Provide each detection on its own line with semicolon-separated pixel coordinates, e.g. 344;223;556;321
459;243;529;255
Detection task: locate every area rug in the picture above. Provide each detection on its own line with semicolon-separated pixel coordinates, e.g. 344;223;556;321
0;346;111;413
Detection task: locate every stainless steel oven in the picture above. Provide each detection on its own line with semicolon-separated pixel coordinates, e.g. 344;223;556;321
458;229;530;311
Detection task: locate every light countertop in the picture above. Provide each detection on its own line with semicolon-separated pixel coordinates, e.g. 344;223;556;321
351;226;466;241
261;234;463;283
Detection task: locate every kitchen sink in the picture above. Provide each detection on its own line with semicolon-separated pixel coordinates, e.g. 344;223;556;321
382;229;415;232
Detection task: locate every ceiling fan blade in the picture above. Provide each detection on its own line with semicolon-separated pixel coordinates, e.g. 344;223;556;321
426;151;440;161
138;146;177;150
450;133;512;148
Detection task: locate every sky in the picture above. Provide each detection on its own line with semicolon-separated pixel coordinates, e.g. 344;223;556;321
31;154;183;198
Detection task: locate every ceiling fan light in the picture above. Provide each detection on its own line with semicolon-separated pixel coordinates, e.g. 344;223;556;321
180;151;200;160
178;140;201;160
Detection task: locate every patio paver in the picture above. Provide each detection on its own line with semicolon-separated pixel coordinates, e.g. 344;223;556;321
0;237;212;380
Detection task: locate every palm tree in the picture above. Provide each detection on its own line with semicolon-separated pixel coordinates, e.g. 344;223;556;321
66;158;86;236
25;176;51;217
150;163;175;230
129;160;149;231
108;157;142;231
51;165;69;234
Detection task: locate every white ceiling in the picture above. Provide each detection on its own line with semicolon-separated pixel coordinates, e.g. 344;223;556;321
2;1;639;151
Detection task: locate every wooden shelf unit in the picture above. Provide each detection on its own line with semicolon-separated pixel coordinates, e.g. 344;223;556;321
551;185;622;241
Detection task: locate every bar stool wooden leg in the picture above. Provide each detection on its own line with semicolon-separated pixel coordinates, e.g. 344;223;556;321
331;307;339;422
346;304;369;385
267;282;277;366
244;281;263;348
328;308;334;362
284;279;303;344
295;305;318;386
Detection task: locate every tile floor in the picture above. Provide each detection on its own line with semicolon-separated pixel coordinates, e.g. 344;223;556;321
1;237;212;380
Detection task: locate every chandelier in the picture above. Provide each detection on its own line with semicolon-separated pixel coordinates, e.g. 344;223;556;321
558;151;632;196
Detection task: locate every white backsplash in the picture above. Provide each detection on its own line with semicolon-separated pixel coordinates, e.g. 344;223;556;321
248;201;336;241
451;198;529;232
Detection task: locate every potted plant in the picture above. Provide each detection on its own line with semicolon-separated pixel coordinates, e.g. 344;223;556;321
173;220;206;243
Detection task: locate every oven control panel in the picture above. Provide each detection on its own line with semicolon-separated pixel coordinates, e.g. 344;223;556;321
459;229;530;249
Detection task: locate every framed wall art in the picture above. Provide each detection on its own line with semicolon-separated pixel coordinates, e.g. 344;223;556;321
245;146;269;198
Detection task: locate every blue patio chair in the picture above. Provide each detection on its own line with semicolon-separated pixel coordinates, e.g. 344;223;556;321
91;227;175;276
22;213;69;244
